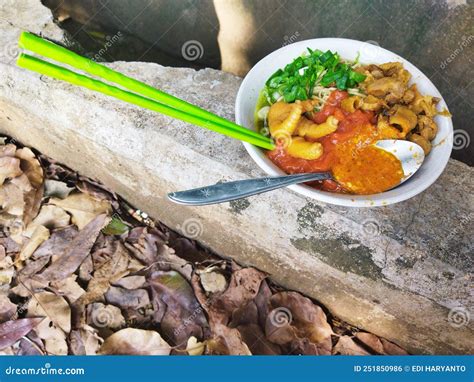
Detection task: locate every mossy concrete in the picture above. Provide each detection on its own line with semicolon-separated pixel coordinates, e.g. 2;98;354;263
0;0;473;354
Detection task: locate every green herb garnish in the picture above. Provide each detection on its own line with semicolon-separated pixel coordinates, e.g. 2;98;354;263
264;48;366;103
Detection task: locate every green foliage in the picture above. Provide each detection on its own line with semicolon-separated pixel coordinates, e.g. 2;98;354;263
264;48;366;103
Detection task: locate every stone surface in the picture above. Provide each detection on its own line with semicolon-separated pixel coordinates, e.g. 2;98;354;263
0;0;473;354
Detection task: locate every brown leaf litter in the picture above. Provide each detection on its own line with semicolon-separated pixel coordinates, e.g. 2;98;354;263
0;137;408;355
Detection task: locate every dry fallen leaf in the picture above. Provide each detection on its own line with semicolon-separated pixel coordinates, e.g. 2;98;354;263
26;296;68;356
76;178;117;205
0;156;22;185
355;332;385;354
265;292;334;355
0;295;17;322
333;335;370;355
92;239;131;283
113;275;146;290
31;225;77;261
105;286;150;310
157;246;193;281
237;323;281;355
26;292;71;334
50;193;111;230
0;255;14;285
0;317;44;350
14;147;44;226
10;174;33;195
73;239;135;327
44;336;68;355
0;144;44;243
69;325;103;355
379;337;409;355
186;336;205;355
30;205;71;229
124;227;168;265
206;323;251;355
202;267;266;326
0;142;14;154
149;270;209;346
18;336;44;355
19;224;50;261
50;275;86;304
44;179;74;199
0;142;15;156
15;148;43;189
37;214;109;282
0;182;25;216
80;326;103;355
98;328;171;355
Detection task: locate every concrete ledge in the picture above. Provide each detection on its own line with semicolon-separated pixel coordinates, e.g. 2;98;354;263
0;0;473;354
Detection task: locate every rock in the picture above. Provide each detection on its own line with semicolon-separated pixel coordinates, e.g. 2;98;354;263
0;0;472;354
199;270;227;294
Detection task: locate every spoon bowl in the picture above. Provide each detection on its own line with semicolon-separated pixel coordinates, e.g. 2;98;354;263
168;140;425;206
375;140;425;184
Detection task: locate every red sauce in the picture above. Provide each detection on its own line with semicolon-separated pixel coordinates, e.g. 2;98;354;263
311;90;348;124
266;90;389;193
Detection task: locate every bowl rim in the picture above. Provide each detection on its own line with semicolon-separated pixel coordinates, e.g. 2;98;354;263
235;37;453;207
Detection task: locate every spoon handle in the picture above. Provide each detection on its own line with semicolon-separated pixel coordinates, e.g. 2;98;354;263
167;172;332;206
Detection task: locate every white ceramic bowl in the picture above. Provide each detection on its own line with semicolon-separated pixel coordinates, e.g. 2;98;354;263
235;38;453;207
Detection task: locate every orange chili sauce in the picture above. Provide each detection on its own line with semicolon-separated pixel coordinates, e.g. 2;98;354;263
267;90;403;194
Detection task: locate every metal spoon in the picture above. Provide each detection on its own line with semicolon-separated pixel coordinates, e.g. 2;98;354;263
168;140;424;206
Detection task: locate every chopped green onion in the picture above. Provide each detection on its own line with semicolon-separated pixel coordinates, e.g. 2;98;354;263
264;49;366;103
